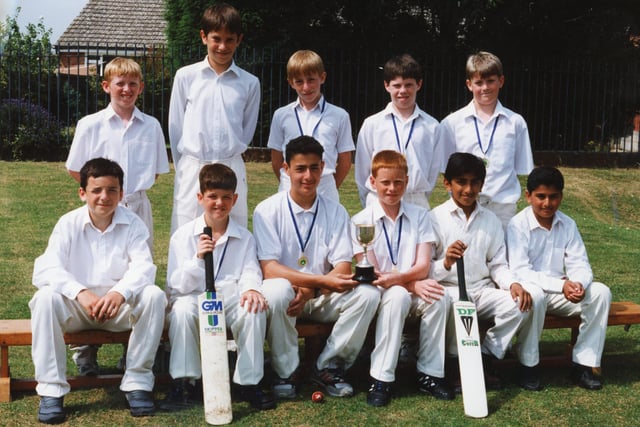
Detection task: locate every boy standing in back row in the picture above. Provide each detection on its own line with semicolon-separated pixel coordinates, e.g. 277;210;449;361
355;54;443;209
439;51;534;229
268;50;354;202
507;166;611;390
169;2;260;232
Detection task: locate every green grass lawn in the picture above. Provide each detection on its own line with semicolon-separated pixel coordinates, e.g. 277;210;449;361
1;161;639;426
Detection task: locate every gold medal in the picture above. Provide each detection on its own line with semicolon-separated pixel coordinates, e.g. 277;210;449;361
392;266;398;273
298;255;308;267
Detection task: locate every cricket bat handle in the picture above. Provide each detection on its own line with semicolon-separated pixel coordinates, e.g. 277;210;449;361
203;226;215;292
456;257;469;302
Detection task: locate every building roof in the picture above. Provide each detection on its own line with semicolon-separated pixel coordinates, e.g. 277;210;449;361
56;0;167;46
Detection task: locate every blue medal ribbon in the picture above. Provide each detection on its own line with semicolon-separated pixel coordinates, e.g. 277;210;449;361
473;116;499;157
294;98;326;137
287;195;319;261
381;215;403;270
391;115;416;152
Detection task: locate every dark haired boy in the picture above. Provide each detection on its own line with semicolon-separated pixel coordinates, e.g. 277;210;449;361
30;158;166;423
507;166;611;390
163;163;275;410
254;136;380;399
429;152;537;390
355;54;442;209
169;2;260;232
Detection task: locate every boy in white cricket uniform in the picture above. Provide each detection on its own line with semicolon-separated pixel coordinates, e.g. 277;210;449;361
66;57;169;250
163;163;275;410
352;150;453;407
507;166;611;390
430;153;537;390
439;51;534;229
169;3;260;231
254;136;380;399
355;54;442;209
268;50;354;202
30;158;166;424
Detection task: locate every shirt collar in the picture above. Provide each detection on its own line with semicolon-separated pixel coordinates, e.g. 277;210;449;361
443;197;482;222
294;95;325;113
383;102;423;122
287;193;319;214
81;205;129;232
524;205;562;231
104;104;143;123
371;198;406;223
199;56;239;77
463;100;507;121
192;214;242;242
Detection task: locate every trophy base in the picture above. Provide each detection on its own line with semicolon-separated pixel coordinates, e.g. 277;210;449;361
354;265;377;283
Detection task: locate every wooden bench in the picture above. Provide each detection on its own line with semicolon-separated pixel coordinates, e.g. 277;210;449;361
1;301;639;402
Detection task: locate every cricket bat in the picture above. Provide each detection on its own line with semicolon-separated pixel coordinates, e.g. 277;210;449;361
198;226;232;425
453;257;488;418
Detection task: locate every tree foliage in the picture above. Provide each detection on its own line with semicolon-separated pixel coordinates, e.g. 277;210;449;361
164;0;640;60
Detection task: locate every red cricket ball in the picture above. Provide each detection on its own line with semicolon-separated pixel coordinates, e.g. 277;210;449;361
311;391;324;403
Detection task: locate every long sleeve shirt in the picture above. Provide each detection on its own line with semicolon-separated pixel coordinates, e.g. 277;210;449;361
32;205;156;302
506;206;594;293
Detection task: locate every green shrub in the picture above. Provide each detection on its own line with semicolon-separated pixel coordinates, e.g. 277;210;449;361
0;98;66;160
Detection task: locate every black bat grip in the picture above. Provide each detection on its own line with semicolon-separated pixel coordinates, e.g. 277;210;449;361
456;257;469;302
203;226;215;292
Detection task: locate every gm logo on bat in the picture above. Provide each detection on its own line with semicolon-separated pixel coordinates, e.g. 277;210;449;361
202;300;224;312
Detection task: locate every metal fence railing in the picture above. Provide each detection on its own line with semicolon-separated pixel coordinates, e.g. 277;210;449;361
1;44;639;160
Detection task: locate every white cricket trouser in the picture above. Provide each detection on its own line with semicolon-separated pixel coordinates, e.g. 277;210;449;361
445;286;534;361
171;155;248;234
366;191;430;210
279;173;340;203
522;282;611;367
262;278;380;379
370;286;448;382
29;285;167;397
121;190;153;250
478;196;516;231
167;291;267;386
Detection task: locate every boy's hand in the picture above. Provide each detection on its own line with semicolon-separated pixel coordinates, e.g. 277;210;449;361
510;283;532;312
373;271;403;289
77;289;100;317
196;233;215;259
240;290;268;313
563;280;585;303
413;279;445;304
322;273;358;293
444;240;467;270
91;291;125;322
287;287;314;317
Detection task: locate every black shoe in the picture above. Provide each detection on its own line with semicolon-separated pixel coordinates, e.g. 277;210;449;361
233;384;277;410
518;364;543;391
571;363;603;390
311;365;354;397
38;396;65;424
481;352;504;390
158;379;201;411
272;368;301;399
417;372;455;400
125;390;155;417
367;379;392;407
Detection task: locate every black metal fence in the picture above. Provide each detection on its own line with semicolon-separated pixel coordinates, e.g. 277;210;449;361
1;43;639;161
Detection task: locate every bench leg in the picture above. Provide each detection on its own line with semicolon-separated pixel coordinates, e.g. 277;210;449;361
0;345;10;402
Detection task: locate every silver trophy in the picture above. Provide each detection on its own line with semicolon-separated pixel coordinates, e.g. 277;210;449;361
353;223;377;283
